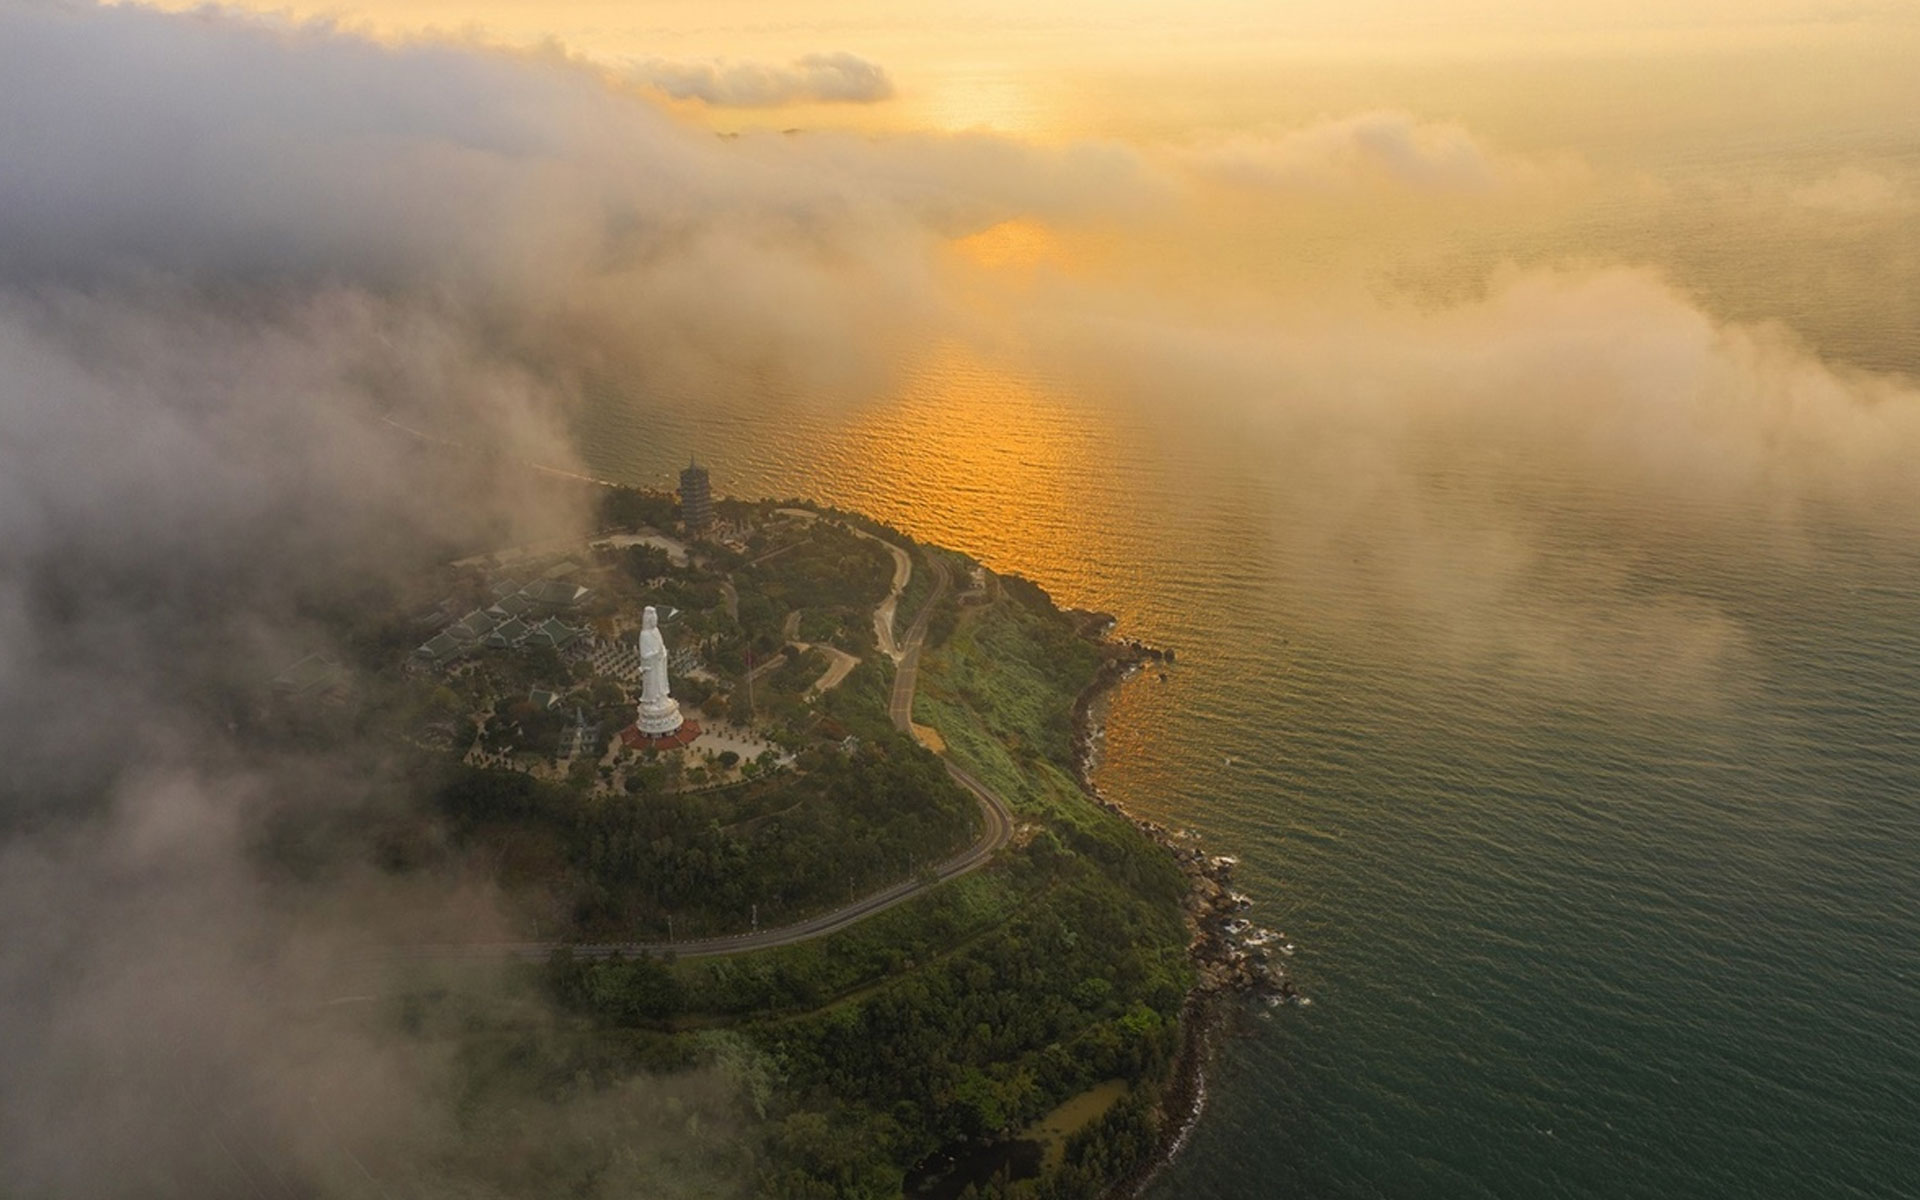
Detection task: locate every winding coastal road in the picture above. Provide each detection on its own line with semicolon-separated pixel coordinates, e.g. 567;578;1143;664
410;537;1015;962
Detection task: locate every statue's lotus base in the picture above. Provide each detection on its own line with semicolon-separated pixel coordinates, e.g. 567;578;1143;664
635;695;685;736
621;719;700;751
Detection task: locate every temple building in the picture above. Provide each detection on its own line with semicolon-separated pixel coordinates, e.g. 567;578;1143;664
679;457;714;535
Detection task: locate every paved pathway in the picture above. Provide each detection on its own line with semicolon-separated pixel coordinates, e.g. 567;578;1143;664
794;642;861;696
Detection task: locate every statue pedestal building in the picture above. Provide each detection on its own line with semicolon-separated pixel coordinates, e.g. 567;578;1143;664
620;604;701;750
635;692;684;736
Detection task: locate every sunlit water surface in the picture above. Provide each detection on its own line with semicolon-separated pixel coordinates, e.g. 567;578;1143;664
571;90;1920;1193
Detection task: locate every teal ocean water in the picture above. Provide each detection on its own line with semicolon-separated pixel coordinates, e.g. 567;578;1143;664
1108;517;1920;1199
579;360;1920;1197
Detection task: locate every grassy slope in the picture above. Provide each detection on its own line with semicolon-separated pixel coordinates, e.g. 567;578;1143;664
917;584;1189;903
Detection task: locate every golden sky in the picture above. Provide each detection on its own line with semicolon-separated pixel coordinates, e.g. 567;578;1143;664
130;0;1918;141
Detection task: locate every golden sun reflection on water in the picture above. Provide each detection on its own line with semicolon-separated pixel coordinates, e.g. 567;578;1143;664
949;219;1073;272
901;65;1054;137
817;339;1144;606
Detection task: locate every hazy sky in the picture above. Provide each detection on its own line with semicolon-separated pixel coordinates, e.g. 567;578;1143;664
132;0;1919;48
128;0;1920;142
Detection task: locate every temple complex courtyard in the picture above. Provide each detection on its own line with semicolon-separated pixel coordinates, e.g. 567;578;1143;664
405;491;904;798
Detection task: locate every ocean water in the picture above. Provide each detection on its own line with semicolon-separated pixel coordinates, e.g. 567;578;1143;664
570;69;1920;1189
1106;517;1920;1199
577;345;1920;1197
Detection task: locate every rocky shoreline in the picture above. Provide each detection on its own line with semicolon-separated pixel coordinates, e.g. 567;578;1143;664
1066;625;1298;1197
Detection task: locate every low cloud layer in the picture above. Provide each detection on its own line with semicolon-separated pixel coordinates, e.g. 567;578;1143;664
626;50;895;106
1184;112;1585;197
1788;165;1910;216
0;277;606;1192
1017;264;1920;702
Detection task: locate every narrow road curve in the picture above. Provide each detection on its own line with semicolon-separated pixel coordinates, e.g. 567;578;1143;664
881;554;1012;892
887;553;948;731
853;529;914;660
796;643;860;697
411;542;1016;962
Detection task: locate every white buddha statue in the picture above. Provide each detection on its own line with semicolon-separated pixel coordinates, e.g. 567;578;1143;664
634;606;685;736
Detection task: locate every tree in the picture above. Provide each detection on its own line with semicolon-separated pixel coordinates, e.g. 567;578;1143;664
623;543;670;582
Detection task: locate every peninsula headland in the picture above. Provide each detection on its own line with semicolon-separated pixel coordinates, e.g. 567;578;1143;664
261;480;1292;1199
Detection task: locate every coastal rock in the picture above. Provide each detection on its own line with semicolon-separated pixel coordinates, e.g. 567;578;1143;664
1069;637;1297;1005
1066;623;1302;1197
